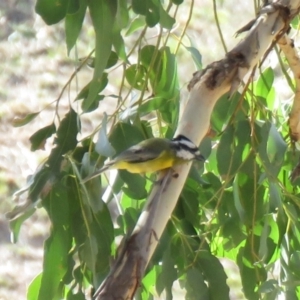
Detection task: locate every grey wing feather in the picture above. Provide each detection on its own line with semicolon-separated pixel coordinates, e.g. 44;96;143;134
81;164;110;183
115;147;161;163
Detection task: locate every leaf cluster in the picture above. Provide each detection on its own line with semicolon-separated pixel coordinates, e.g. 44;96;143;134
8;1;300;300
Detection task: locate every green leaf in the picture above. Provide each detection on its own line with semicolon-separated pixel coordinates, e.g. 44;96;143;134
140;45;158;68
80;235;98;276
153;47;179;99
29;124;56;151
38;186;72;300
237;247;259;300
54;108;79;154
257;279;278;294
38;229;71;300
197;250;230;300
81;52;118;69
290;15;300;29
85;0;117;110
106;51;119;68
125;16;145;36
65;0;87;54
233;175;246;222
138;97;164;115
186;46;202;70
181;189;201;226
95;114;115;157
290;251;300;277
132;0;147;14
28;109;79;202
266;123;287;172
211;92;244;133
171;0;184;4
143;267;158;297
159;6;175;29
67;291;86;300
81;74;109;111
35;0;68;25
186;268;209;300
9;206;36;243
115;0;129;29
258;122;287;177
12;112;39;127
120;171;147;200
112;30;127;61
254;67;274;99
258;220;277;263
28;167;52;202
239;176;265;225
27;272;43;300
217;121;251;177
121;207;140;231
109;122;147;153
132;0;163;27
156;247;177;298
145;2;160;27
79;202;114;283
76;73;108;99
125;64;147;90
217;124;234;176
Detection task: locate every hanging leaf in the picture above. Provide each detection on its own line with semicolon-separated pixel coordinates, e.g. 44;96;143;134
197;250;230;300
65;0;87;54
125;64;147;90
29;123;56;151
125;16;145;36
38;186;72;300
186;46;203;70
159;6;175;29
132;0;160;27
27;273;42;300
53;108;79;155
85;0;117;110
35;0;68;25
12;112;39;127
81;74;109;111
95;114;115;157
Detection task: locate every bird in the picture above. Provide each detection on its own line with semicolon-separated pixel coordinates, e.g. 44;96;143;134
82;134;205;182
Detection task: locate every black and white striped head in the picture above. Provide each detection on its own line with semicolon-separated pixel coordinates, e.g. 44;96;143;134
171;135;205;161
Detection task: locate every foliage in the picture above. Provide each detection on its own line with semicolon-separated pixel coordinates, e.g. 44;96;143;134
8;0;300;299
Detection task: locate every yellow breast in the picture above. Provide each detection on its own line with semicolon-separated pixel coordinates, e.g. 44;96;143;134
113;151;176;173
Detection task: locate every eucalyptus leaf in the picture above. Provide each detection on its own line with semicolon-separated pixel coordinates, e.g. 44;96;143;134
27;273;42;300
35;0;68;25
29;123;56;151
12;112;39;127
186;46;202;70
65;0;87;54
125;16;145;36
95;114;115;157
85;0;117;110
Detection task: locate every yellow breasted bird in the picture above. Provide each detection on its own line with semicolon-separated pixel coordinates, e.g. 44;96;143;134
83;134;205;182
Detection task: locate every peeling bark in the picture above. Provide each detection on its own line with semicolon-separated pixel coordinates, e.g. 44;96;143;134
94;1;300;299
277;34;300;142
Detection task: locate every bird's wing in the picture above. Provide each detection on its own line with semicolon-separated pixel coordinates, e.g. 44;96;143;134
81;165;110;183
115;146;162;163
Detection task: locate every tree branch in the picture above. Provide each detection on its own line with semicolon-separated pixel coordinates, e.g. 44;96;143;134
94;1;300;299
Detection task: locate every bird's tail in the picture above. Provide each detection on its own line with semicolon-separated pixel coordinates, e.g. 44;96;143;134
81;165;110;183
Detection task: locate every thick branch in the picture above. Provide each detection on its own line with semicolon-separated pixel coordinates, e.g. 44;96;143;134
95;1;300;299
